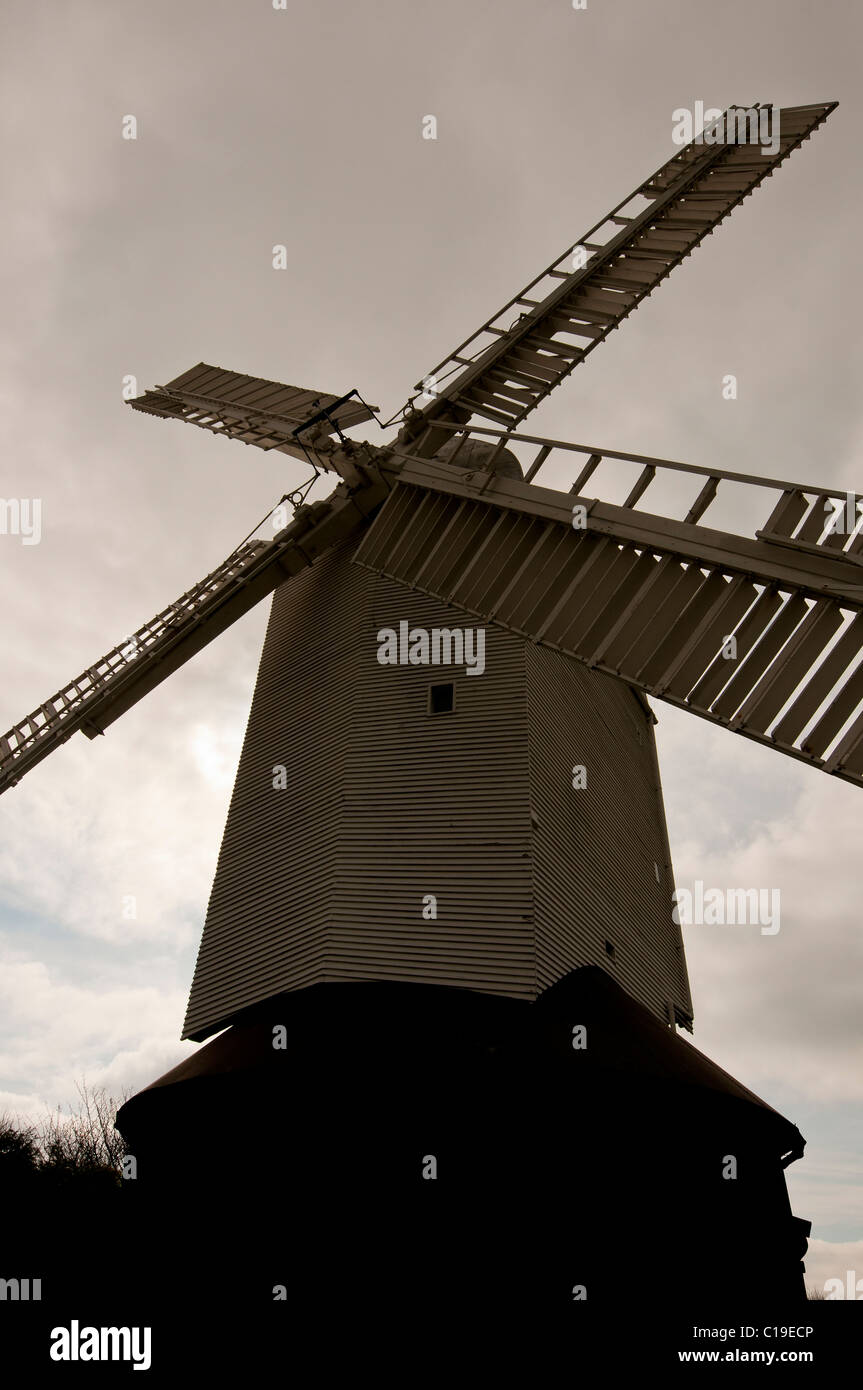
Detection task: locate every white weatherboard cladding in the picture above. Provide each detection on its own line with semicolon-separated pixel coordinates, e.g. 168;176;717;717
183;542;691;1039
525;643;692;1022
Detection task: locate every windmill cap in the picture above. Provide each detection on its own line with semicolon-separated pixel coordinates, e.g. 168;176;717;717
434;436;523;480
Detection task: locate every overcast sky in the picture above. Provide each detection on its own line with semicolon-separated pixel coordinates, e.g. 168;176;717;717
1;0;861;1297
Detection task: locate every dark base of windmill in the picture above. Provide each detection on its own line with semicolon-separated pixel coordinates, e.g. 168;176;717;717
7;968;821;1368
125;968;807;1308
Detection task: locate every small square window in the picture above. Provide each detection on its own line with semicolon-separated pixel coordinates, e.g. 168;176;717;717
429;682;455;714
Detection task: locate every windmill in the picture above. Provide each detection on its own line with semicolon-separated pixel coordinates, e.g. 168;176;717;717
4;102;857;1311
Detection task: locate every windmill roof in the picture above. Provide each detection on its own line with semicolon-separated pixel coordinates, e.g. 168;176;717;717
117;967;803;1162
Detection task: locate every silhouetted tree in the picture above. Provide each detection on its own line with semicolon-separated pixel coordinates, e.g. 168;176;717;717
0;1081;129;1195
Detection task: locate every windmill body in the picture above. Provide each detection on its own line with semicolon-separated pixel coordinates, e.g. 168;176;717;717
184;512;692;1041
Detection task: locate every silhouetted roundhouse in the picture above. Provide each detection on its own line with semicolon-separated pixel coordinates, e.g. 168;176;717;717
116;969;809;1312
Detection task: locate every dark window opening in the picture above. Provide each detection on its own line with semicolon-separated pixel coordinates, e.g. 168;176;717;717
605;939;615;959
429;683;455;714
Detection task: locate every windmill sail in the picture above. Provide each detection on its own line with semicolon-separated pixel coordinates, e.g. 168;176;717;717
129;362;377;466
0;473;389;795
3;103;853;800
401;103;837;456
353;433;863;788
